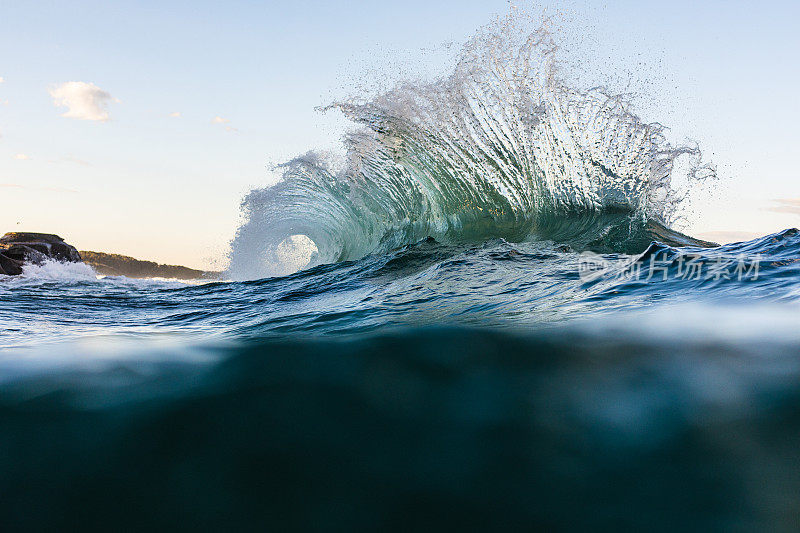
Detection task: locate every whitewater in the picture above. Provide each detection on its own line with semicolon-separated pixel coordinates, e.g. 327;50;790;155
2;13;800;532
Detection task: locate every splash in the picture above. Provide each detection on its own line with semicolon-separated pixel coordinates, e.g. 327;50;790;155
228;12;713;280
19;260;99;282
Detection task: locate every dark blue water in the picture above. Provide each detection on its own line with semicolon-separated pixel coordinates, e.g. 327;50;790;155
2;229;800;530
5;229;799;347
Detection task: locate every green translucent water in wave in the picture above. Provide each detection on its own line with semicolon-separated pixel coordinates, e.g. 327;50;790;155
229;14;714;281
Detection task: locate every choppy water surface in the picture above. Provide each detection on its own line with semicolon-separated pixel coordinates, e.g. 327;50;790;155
3;229;800;347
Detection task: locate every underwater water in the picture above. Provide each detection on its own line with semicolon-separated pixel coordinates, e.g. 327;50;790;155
2;14;799;532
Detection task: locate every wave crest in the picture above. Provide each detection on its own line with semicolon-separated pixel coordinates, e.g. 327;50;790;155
228;14;713;280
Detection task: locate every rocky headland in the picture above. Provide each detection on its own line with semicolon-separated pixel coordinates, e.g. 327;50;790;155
79;251;218;280
0;232;219;280
0;233;82;275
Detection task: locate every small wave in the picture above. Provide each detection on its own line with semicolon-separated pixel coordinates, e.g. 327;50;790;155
96;275;203;289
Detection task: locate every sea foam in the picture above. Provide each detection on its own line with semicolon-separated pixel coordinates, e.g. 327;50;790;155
21;260;99;282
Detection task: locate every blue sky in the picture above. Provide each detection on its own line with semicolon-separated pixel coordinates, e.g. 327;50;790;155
1;0;798;268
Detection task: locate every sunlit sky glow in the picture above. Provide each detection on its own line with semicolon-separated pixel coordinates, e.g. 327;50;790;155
1;0;798;269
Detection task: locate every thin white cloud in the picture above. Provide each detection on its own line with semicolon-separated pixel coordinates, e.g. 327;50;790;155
169;111;181;118
64;156;90;166
212;116;239;133
49;81;116;122
764;199;800;216
14;153;30;160
47;156;90;167
0;183;78;194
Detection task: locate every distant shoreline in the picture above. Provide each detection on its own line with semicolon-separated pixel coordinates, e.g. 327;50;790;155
80;251;222;280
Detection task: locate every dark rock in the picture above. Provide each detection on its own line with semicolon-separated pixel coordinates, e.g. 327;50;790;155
2;244;49;265
0;252;23;276
0;233;82;276
0;233;82;263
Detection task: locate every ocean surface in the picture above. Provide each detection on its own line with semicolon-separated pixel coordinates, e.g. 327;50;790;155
3;16;800;532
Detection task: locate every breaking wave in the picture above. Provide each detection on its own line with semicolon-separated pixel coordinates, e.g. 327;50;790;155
228;13;713;280
19;260;98;283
